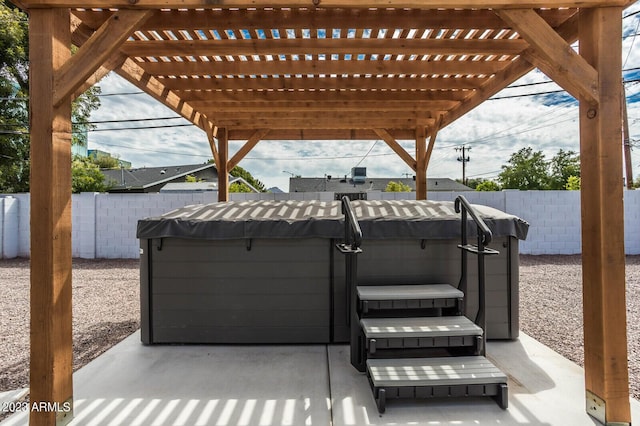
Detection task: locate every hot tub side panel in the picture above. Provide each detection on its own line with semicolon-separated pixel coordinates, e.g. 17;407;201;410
147;237;331;344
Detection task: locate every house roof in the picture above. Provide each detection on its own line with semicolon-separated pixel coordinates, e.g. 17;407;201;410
102;163;217;191
289;177;472;193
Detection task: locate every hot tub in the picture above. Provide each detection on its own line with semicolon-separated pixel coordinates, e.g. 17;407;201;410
137;199;528;344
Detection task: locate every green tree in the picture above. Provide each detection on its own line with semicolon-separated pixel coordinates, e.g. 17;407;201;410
460;178;485;190
475;180;501;191
498;147;549;190
565;175;581;190
229;165;266;192
384;181;412;192
0;1;101;192
229;181;253;193
0;2;28;91
71;156;112;193
91;154;120;169
548;149;580;190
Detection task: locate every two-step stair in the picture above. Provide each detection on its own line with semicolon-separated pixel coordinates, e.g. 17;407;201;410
338;196;509;414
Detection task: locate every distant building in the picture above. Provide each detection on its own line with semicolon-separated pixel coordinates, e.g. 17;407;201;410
72;142;88;158
289;167;472;196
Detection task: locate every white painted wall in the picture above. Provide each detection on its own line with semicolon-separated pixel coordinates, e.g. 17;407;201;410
1;190;639;258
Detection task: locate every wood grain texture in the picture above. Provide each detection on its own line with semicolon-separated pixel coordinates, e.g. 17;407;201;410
578;6;631;424
29;8;74;426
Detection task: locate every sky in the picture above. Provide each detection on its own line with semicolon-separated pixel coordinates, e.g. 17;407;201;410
86;6;640;192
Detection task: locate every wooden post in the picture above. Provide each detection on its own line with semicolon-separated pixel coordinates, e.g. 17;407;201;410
622;83;634;189
579;7;631;425
29;8;74;426
218;128;229;202
415;126;427;200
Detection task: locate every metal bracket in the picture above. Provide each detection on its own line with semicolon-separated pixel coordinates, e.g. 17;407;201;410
586;390;631;426
56;396;73;426
335;243;362;254
587;391;605;424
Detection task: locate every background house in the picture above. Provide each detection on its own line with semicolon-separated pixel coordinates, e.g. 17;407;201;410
101;163;218;193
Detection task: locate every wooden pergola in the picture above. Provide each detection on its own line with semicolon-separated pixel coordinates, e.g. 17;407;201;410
13;0;634;424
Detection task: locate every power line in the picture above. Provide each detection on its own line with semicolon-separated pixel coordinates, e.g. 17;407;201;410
90;123;194;132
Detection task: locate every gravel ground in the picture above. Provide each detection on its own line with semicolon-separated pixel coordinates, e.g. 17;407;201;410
0;258;140;394
518;254;640;400
0;255;638;405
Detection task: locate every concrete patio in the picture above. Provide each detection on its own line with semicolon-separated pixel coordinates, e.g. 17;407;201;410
2;331;638;426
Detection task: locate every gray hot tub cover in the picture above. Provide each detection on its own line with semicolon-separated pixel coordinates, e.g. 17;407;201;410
137;199;528;241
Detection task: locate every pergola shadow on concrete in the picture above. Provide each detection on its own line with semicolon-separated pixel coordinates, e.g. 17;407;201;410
14;0;635;424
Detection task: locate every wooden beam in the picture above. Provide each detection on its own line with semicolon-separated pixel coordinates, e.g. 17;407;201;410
121;38;529;57
578;7;630;425
374;128;417;171
426;114;442;168
193;100;459;113
228;128;416;140
496;8;598;104
217;128;229;202
207;110;434;120
228;129;270;170
138;58;508;77
53;10;153;106
69;14;129;100
18;0;630;10
214;115;433;130
158;76;489;92
73;8;576;32
29;8;74;426
415;126;427;199
202;118;220;167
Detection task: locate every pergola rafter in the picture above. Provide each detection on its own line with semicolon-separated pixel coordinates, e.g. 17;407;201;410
19;1;635;425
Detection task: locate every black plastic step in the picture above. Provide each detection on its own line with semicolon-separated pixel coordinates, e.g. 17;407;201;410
360;316;483;355
366;356;508;413
357;284;463;313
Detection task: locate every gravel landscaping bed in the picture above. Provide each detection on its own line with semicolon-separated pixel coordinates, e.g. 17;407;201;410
0;258;140;394
0;255;638;405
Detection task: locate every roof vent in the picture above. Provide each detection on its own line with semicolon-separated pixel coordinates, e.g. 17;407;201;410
351;167;366;184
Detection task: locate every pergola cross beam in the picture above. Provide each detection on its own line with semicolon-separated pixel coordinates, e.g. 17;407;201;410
54;10;153;106
496;8;599;104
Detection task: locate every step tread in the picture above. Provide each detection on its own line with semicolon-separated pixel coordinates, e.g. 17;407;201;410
361;316;483;338
357;284;462;301
367;356;507;387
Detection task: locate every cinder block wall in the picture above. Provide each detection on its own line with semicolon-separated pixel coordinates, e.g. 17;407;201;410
1;190;639;258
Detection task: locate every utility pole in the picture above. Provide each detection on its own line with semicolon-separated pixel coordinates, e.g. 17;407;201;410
456;146;471;185
623;83;634;189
